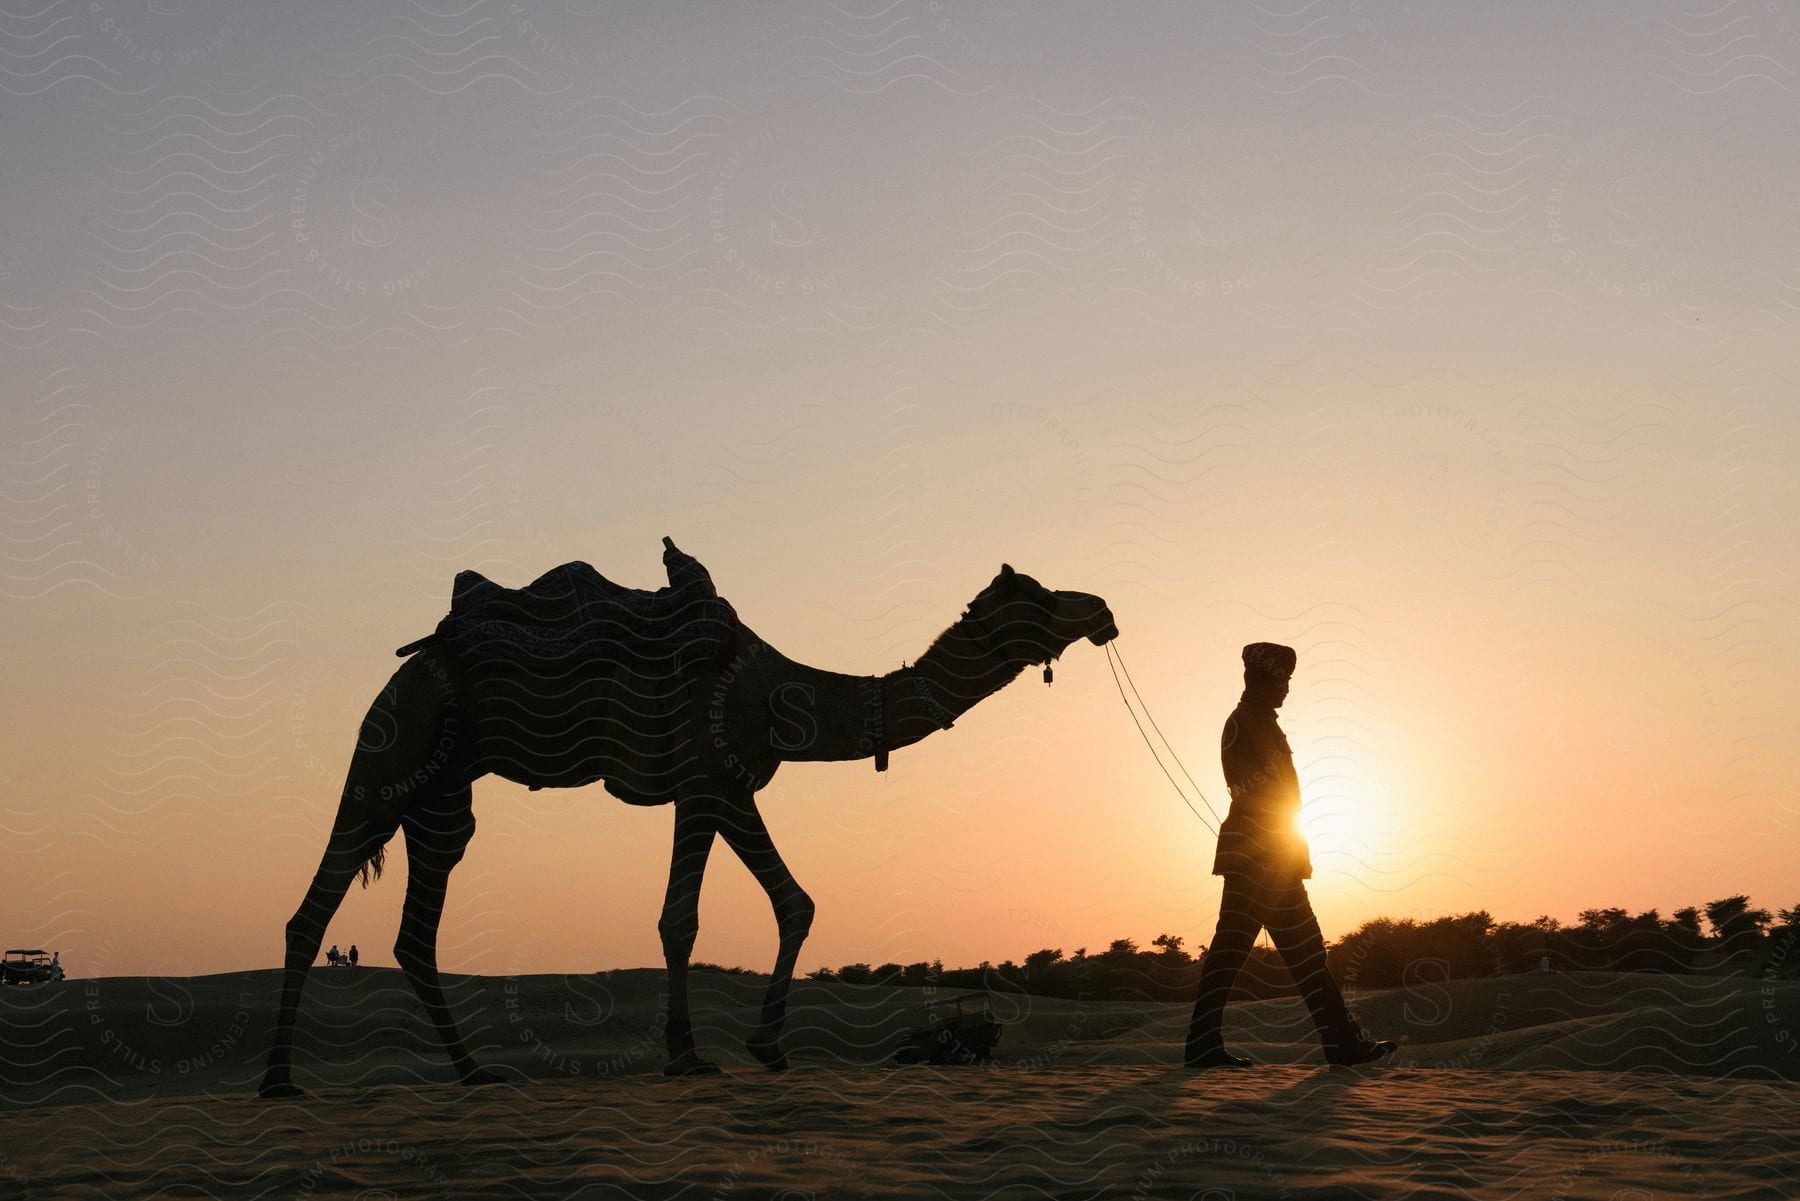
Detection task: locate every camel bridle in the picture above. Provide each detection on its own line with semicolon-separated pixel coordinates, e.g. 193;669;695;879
870;599;1059;773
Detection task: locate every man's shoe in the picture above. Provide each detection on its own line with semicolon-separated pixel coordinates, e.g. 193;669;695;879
1323;1036;1396;1067
1184;1046;1255;1069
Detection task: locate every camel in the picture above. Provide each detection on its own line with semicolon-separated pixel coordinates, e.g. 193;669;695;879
259;545;1116;1096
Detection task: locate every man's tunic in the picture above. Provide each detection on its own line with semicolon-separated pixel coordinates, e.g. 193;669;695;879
1212;696;1312;881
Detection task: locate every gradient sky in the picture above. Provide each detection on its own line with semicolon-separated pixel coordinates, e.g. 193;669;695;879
3;1;1797;980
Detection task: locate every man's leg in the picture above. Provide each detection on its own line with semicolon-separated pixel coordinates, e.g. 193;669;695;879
1185;874;1262;1065
1264;880;1394;1064
1260;879;1358;1050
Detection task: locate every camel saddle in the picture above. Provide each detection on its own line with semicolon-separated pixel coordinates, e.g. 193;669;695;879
393;540;738;803
398;540;739;675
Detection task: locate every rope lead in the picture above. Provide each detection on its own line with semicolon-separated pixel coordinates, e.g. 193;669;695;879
1105;641;1223;836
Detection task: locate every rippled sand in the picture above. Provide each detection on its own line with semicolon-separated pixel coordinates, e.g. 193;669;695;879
3;968;1797;1198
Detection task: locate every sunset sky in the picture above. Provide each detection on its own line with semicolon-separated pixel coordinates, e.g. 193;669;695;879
3;1;1796;981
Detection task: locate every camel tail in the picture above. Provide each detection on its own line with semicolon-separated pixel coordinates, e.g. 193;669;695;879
358;843;387;889
330;724;404;893
329;786;395;891
333;648;460;891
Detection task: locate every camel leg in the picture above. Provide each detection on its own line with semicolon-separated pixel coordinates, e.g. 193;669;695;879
260;649;460;1098
395;783;499;1086
660;793;720;1076
258;836;369;1098
716;797;813;1071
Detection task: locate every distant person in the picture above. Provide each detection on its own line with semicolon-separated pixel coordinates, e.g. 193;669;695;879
326;944;341;968
1186;643;1396;1069
349;945;359;968
49;952;64;983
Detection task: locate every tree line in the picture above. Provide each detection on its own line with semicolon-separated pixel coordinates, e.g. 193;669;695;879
705;896;1800;1003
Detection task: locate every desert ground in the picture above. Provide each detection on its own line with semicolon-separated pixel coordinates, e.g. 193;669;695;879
3;968;1797;1198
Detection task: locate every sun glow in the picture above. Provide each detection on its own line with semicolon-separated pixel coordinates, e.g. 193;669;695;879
1297;752;1391;881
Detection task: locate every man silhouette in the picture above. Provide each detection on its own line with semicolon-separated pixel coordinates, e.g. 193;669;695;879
1185;642;1395;1069
348;944;359;968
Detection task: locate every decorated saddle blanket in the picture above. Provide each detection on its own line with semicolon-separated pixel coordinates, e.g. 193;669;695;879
399;541;740;803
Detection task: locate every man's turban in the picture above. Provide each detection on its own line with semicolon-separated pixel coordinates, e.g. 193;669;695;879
1242;642;1297;679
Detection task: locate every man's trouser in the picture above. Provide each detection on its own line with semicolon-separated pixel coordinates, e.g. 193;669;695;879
1186;872;1357;1057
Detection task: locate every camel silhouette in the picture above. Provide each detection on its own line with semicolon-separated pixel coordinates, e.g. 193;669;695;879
259;545;1116;1096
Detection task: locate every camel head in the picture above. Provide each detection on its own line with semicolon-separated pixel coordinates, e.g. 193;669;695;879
964;564;1118;670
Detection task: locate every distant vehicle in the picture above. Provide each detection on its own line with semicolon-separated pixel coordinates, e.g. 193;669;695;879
2;949;55;986
892;994;1003;1065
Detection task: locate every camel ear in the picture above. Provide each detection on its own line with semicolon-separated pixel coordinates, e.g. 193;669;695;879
1000;563;1015;581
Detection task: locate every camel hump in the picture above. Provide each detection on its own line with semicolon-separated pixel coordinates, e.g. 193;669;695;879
451;569;506;614
446;562;637;622
399;554;735;661
426;556;738;675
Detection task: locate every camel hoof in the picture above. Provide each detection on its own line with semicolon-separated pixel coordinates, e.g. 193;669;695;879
746;1039;788;1071
459;1066;505;1087
258;1080;304;1100
663;1054;722;1077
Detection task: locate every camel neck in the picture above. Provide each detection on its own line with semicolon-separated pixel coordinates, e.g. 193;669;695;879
765;618;1025;765
884;621;1026;754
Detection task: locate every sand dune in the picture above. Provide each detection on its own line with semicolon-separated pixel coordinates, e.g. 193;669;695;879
3;969;1797;1198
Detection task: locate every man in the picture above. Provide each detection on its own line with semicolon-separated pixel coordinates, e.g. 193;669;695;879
1185;642;1395;1069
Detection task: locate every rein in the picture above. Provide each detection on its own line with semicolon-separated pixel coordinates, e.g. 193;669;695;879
1104;640;1224;835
